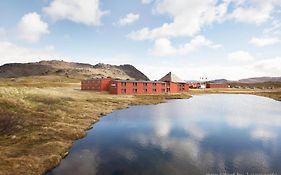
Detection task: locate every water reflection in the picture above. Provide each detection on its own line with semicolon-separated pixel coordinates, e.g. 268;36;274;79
48;94;281;175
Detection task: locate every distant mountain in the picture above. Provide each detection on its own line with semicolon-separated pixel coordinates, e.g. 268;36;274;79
0;60;150;81
238;77;281;83
207;77;281;84
207;79;229;83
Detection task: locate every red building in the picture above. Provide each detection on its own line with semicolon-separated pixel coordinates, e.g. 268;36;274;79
81;77;111;91
206;83;228;88
189;82;201;89
81;72;189;95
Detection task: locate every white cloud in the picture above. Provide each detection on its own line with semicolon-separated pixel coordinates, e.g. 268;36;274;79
222;0;281;25
184;124;206;141
141;0;153;4
154;117;171;137
0;41;60;65
263;20;281;34
151;38;176;56
129;0;281;41
52;149;100;175
117;13;140;26
251;57;281;76
137;57;279;81
228;2;273;25
43;0;108;26
129;0;227;40
151;35;221;56
251;128;277;141
250;36;280;47
17;12;49;43
227;50;255;62
128;0;281;60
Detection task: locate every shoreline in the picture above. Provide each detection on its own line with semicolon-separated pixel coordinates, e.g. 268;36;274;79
189;88;281;101
47;89;281;174
0;86;191;175
0;86;280;175
37;88;281;174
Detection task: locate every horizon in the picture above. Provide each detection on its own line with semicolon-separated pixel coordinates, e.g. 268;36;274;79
0;0;281;80
1;59;280;81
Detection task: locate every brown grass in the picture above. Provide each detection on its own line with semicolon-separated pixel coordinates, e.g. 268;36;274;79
189;88;281;101
0;76;80;88
0;76;280;175
229;81;281;89
0;84;191;175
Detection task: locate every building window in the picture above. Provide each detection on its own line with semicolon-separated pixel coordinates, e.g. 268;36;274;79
153;83;157;86
162;83;165;87
167;88;170;92
133;82;138;86
121;82;126;86
121;89;126;94
178;84;185;91
162;89;166;93
143;83;148;87
111;83;116;87
133;89;138;94
153;89;157;93
143;89;148;93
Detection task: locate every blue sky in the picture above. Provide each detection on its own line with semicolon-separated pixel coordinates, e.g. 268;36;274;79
0;0;281;80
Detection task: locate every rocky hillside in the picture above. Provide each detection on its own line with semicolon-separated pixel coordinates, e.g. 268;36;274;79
0;60;150;81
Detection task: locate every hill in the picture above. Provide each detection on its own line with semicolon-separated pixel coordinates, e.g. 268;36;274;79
207;79;229;83
207;77;281;89
238;77;281;83
0;60;149;81
208;77;281;84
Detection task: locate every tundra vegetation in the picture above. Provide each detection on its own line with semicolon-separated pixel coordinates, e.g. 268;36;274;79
0;76;191;175
0;76;280;175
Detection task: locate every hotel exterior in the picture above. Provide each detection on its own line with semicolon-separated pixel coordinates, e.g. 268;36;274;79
81;72;189;95
206;83;228;88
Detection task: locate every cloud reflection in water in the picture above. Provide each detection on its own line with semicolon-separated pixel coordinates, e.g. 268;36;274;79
49;94;281;175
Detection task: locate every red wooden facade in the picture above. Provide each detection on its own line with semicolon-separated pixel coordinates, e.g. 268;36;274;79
109;81;167;95
189;82;201;89
81;73;190;95
81;77;111;91
206;83;228;88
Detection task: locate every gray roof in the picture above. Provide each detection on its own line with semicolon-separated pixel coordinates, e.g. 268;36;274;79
113;80;165;83
159;72;185;83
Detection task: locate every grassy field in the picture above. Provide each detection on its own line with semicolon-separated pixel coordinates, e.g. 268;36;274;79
0;76;79;88
189;88;281;101
0;76;280;175
0;79;191;175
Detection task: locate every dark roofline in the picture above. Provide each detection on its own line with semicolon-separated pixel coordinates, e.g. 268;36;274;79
83;77;112;81
206;83;227;84
112;80;166;83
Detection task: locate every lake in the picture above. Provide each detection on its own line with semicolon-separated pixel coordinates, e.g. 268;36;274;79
48;94;281;175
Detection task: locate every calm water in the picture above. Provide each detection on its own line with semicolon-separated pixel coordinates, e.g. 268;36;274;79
48;94;281;175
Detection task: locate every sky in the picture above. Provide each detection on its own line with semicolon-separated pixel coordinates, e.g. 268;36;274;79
0;0;281;80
